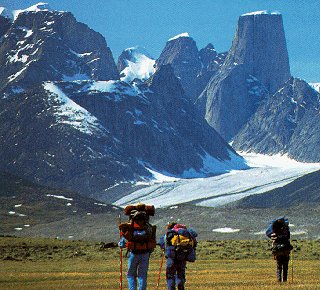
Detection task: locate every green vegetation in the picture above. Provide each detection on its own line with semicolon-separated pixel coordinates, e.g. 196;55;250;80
1;236;320;289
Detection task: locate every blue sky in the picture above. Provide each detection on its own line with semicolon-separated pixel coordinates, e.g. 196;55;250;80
3;0;320;82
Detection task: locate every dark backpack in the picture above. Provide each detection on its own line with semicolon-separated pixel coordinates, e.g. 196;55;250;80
165;224;197;262
266;217;292;256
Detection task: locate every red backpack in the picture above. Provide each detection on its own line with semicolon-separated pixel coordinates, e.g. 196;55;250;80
119;204;156;251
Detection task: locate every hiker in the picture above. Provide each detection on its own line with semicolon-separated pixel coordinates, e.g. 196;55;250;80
119;204;156;290
266;217;293;283
158;222;197;290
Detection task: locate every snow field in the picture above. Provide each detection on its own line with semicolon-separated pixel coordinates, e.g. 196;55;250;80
114;153;320;208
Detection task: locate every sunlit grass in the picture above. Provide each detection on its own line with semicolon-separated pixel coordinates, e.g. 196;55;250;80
1;237;320;289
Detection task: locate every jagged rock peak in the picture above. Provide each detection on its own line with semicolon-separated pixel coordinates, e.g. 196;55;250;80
199;10;291;141
0;5;119;90
225;10;290;93
199;43;217;67
156;32;204;100
157;32;199;66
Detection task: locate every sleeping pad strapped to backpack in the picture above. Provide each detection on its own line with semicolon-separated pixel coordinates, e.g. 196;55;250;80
119;204;157;251
165;223;197;262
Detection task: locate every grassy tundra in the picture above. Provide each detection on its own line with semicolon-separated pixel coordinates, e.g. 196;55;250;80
0;237;320;289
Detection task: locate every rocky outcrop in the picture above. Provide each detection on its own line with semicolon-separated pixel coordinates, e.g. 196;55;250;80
233;77;320;162
199;11;291;141
0;14;11;38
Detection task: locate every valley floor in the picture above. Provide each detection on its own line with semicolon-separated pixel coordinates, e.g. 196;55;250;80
1;258;320;289
1;237;320;289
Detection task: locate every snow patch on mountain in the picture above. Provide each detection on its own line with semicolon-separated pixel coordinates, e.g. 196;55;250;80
86;80;149;102
241;10;280;16
309;83;320;93
46;194;73;201
168;32;190;42
114;153;320;208
119;47;156;82
7;60;36;82
181;149;249;178
11;3;50;21
43;82;105;135
212;227;240;233
136;150;248;182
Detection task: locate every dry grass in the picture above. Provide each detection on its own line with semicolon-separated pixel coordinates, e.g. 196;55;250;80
1;258;320;289
1;237;320;289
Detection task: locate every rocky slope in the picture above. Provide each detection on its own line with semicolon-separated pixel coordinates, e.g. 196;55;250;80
233;77;320;162
233;169;320;208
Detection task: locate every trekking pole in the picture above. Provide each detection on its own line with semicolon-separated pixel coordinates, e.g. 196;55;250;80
291;239;297;284
156;250;165;290
291;247;293;284
118;213;123;290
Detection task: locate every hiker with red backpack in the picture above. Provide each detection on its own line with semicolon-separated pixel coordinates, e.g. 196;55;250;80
118;204;157;290
158;222;197;290
266;217;293;283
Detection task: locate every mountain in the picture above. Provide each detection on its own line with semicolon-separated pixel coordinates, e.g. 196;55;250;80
0;4;248;202
0;82;146;200
233;170;320;208
198;11;291;141
232;77;320;162
156;33;226;101
0;4;144;199
0;3;119;93
117;46;155;82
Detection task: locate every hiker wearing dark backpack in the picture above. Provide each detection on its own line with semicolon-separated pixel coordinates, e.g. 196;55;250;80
119;204;157;290
266;217;293;283
158;222;197;290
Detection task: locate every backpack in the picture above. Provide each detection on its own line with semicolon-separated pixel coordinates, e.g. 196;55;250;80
266;217;292;256
165;223;197;262
119;203;157;252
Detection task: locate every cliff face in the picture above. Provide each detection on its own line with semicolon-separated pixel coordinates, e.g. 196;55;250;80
199;11;291;141
225;11;290;92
